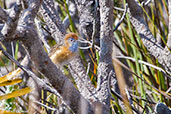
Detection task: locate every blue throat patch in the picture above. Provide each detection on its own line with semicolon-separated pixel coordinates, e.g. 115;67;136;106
69;41;78;52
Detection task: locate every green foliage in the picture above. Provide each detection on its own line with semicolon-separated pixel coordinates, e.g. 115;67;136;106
0;0;170;114
112;0;170;113
49;0;170;113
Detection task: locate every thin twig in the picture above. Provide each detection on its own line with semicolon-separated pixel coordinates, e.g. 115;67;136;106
86;62;90;77
109;77;140;114
0;44;74;113
130;94;156;104
0;44;57;98
114;6;125;11
91;20;96;49
68;64;98;100
91;0;99;49
34;101;57;111
166;87;171;94
113;3;128;32
79;37;170;78
141;0;152;6
113;55;168;76
112;58;171;99
35;19;51;53
78;39;100;51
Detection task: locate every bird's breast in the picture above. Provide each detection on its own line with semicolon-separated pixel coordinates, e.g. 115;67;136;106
50;46;78;66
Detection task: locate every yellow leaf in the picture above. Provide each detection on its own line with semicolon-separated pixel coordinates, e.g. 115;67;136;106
0;87;33;100
0;50;2;56
0;109;23;114
0;78;22;87
0;69;21;84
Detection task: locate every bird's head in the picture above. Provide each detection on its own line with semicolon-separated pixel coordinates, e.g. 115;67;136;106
64;33;79;52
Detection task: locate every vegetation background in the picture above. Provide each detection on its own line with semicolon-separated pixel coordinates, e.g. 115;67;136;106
0;0;170;114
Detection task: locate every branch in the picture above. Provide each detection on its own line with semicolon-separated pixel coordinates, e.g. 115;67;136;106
21;4;94;114
0;45;73;113
0;0;22;41
75;0;100;41
78;38;100;51
114;56;169;77
0;0;95;113
39;0;66;45
113;4;128;32
69;57;97;101
35;19;51;53
96;0;115;113
167;1;171;49
22;25;94;114
141;0;152;6
40;0;96;102
0;7;8;22
126;0;171;75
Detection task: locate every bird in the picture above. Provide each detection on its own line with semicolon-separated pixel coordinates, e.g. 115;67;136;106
49;33;79;66
0;33;79;80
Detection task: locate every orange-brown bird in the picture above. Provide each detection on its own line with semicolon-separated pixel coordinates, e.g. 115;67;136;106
49;33;79;66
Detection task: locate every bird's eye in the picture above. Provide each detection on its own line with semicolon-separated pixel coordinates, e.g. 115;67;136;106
68;38;74;43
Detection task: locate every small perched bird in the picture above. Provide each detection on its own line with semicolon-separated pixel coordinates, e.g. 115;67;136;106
49;33;79;66
0;33;78;80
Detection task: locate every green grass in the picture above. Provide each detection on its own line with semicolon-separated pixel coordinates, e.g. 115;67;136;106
0;0;170;113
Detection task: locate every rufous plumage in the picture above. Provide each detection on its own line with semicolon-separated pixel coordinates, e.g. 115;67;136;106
49;33;79;66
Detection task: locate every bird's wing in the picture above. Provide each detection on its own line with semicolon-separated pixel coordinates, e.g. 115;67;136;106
48;44;62;57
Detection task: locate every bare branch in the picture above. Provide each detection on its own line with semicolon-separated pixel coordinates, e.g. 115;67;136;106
0;0;95;113
35;19;51;53
75;0;100;41
141;0;152;6
0;1;22;41
114;56;168;76
0;7;8;22
39;0;66;45
96;0;115;113
68;0;102;101
69;57;97;101
0;44;74;113
167;1;171;49
114;6;125;11
34;100;57;111
40;0;96;102
78;38;100;51
113;4;128;32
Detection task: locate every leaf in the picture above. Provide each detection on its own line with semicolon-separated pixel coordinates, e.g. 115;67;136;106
0;50;2;56
0;87;33;100
0;78;22;87
0;109;23;114
0;69;21;84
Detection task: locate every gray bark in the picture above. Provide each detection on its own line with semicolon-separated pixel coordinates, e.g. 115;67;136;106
39;0;66;45
96;0;115;113
167;1;171;49
0;0;94;113
39;0;97;103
